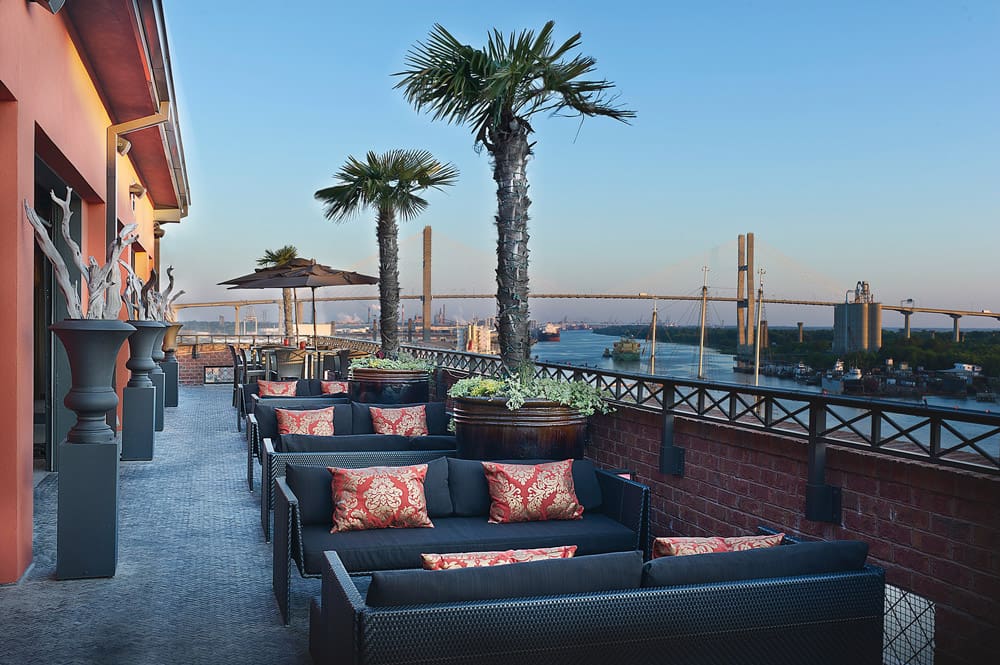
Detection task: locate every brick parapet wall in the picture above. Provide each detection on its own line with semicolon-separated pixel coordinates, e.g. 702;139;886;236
175;343;230;385
588;405;999;665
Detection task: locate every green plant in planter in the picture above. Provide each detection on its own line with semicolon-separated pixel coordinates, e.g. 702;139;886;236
350;354;433;372
448;374;614;416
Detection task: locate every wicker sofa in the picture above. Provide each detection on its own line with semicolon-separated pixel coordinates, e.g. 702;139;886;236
273;457;650;624
240;378;348;436
309;540;884;665
255;401;458;541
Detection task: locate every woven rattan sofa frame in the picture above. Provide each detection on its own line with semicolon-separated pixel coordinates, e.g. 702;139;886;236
273;466;651;625
259;441;456;542
312;550;885;665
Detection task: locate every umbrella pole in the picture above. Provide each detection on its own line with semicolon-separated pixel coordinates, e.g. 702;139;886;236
293;288;299;342
311;286;318;349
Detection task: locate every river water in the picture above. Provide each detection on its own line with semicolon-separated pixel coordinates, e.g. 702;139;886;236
531;329;996;414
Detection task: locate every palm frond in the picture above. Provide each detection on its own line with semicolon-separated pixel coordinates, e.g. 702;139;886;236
256;245;299;267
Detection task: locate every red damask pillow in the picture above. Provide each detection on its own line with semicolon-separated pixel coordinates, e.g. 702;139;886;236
258;380;297;397
320;380;349;395
481;460;583;524
328;464;433;532
652;536;730;558
421;545;577;570
724;533;785;551
369;405;428;436
275;406;334;436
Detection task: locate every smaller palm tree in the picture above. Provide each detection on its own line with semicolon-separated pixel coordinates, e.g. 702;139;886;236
315;150;458;357
257;245;299;338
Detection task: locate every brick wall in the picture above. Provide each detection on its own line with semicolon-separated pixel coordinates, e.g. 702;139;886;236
174;343;231;385
589;405;1000;665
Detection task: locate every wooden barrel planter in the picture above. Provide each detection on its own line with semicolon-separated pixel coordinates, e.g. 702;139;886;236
349;367;430;404
452;397;588;460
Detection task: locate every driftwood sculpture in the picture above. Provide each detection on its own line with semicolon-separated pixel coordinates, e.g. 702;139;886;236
120;260;146;320
23;188;139;320
141;269;163;321
161;265;186;323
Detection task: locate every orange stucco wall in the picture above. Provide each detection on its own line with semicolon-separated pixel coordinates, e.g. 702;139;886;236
0;3;162;583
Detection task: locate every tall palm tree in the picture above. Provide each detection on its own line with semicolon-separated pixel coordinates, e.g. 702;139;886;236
396;21;634;373
257;245;299;338
314;150;458;358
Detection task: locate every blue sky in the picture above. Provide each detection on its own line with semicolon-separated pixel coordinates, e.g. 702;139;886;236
161;1;999;329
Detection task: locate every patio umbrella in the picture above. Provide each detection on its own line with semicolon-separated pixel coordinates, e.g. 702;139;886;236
224;260;378;347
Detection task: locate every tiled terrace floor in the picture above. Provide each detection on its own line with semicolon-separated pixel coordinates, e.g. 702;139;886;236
0;385;312;665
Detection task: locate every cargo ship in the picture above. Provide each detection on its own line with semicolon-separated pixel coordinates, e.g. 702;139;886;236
603;335;642;361
537;323;561;342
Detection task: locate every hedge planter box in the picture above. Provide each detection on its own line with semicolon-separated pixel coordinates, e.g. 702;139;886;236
349;367;429;404
452;396;587;460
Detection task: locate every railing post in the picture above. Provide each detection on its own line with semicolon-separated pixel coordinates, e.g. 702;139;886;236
659;381;684;476
806;399;841;523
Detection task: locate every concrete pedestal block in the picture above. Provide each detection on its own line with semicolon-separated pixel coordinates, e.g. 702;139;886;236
151;369;165;432
56;440;119;579
121;385;155;461
163;358;178;408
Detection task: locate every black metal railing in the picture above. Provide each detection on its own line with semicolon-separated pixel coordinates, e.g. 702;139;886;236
384;339;1000;479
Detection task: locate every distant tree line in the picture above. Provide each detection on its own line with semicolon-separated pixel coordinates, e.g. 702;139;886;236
593;326;1000;377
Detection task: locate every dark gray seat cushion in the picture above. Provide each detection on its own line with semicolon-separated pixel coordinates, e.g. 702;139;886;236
299;513;637;574
351;401;448;435
278;433;410;453
366;550;644;607
641;540;870;588
287;457;452;525
254;398;352;440
447;457;603;517
409;434;457;451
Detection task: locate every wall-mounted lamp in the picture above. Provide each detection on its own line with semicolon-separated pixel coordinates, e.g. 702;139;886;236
129;182;145;211
116;136;132;155
29;0;66;15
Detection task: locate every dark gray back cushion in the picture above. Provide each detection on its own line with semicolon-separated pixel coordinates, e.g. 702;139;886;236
447;458;602;517
367;550;643;607
286;457;452;525
254;398;352;440
641;540;870;588
351;402;448;435
278;433;410;453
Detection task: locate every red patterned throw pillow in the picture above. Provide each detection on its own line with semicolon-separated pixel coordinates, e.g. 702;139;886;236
652;536;729;558
724;533;785;551
320;380;349;395
652;533;785;558
421;545;577;570
275;406;334;436
328;464;433;532
258;380;297;397
481;460;584;524
369;405;428;436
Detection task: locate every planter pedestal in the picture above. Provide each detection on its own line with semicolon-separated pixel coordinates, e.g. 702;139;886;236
50;319;135;579
121;321;162;461
162;323;183;407
150;324;167;431
452;397;588;460
349;368;429;404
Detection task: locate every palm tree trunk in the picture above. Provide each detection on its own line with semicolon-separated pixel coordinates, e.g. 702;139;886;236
490;119;532;373
282;287;294;339
376;207;400;357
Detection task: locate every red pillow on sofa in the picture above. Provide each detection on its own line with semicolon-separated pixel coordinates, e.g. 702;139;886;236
275;406;335;436
320;380;349;395
369;405;428;436
258;379;297;397
653;533;785;558
481;460;584;524
328;464;433;532
421;545;577;570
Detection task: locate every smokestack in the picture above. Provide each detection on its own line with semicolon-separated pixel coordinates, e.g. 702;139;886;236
797;322;804;343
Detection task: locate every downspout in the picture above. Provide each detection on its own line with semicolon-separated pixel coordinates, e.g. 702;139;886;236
106;101;171;257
